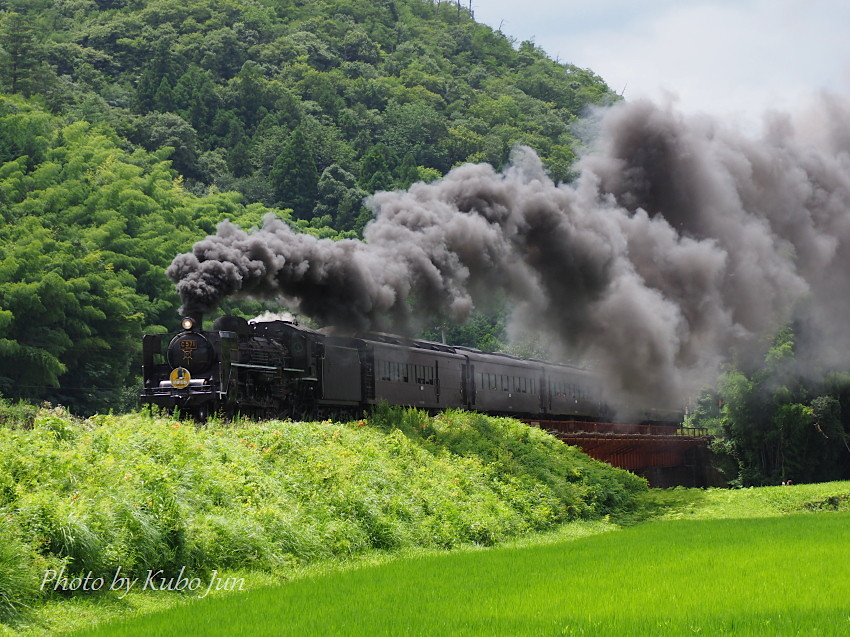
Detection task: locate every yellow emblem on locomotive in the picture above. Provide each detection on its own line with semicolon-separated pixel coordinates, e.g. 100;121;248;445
170;367;191;389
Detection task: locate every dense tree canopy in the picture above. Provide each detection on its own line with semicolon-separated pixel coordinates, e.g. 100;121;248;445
0;0;617;210
688;328;850;486
0;95;347;413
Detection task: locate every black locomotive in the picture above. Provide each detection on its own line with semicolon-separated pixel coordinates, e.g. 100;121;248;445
141;315;661;422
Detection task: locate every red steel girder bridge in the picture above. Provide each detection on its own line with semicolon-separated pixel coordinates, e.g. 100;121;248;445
525;419;711;475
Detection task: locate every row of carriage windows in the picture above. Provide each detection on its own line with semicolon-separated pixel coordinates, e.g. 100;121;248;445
377;360;435;385
550;380;589;401
477;373;536;394
376;359;589;400
475;374;590;400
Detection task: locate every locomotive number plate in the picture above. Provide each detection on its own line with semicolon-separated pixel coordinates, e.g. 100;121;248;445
170;367;191;389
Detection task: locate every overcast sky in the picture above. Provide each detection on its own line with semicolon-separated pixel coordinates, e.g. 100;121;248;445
472;0;850;127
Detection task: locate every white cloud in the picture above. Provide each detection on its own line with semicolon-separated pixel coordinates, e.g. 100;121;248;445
472;0;850;122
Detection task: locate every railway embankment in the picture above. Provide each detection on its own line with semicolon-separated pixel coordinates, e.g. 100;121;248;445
0;401;644;635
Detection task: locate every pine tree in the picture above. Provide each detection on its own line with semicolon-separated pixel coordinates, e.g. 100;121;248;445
0;12;39;96
360;143;397;193
153;76;175;112
270;127;319;219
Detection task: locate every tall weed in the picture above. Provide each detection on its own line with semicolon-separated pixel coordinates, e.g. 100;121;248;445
0;518;36;622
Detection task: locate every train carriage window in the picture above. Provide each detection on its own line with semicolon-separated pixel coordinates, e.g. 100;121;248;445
389;361;410;383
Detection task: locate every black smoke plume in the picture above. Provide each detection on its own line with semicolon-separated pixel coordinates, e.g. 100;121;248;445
168;95;850;409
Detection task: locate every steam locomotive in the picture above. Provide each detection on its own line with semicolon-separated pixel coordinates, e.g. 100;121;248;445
141;315;666;423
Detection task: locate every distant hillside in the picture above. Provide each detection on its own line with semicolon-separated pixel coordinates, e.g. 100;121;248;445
0;0;617;230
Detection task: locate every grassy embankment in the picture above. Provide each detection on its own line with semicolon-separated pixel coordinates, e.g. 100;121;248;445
0;401;644;635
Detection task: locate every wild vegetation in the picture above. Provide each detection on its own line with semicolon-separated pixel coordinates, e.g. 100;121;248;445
688;327;850;486
0;404;645;632
0;94;353;413
2;400;849;634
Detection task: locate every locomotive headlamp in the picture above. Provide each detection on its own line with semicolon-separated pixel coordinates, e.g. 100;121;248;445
181;317;195;331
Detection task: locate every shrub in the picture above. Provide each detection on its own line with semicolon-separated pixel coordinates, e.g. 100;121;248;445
0;399;38;430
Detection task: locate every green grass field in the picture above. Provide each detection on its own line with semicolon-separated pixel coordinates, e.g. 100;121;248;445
72;512;850;636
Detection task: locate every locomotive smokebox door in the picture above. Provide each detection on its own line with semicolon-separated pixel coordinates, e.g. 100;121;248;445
167;331;215;375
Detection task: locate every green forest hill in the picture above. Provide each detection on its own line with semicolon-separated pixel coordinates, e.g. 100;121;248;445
0;0;617;414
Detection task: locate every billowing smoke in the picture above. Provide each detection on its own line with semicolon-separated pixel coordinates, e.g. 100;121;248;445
167;95;850;410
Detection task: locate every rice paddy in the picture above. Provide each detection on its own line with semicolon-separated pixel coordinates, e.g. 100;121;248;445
72;512;850;636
